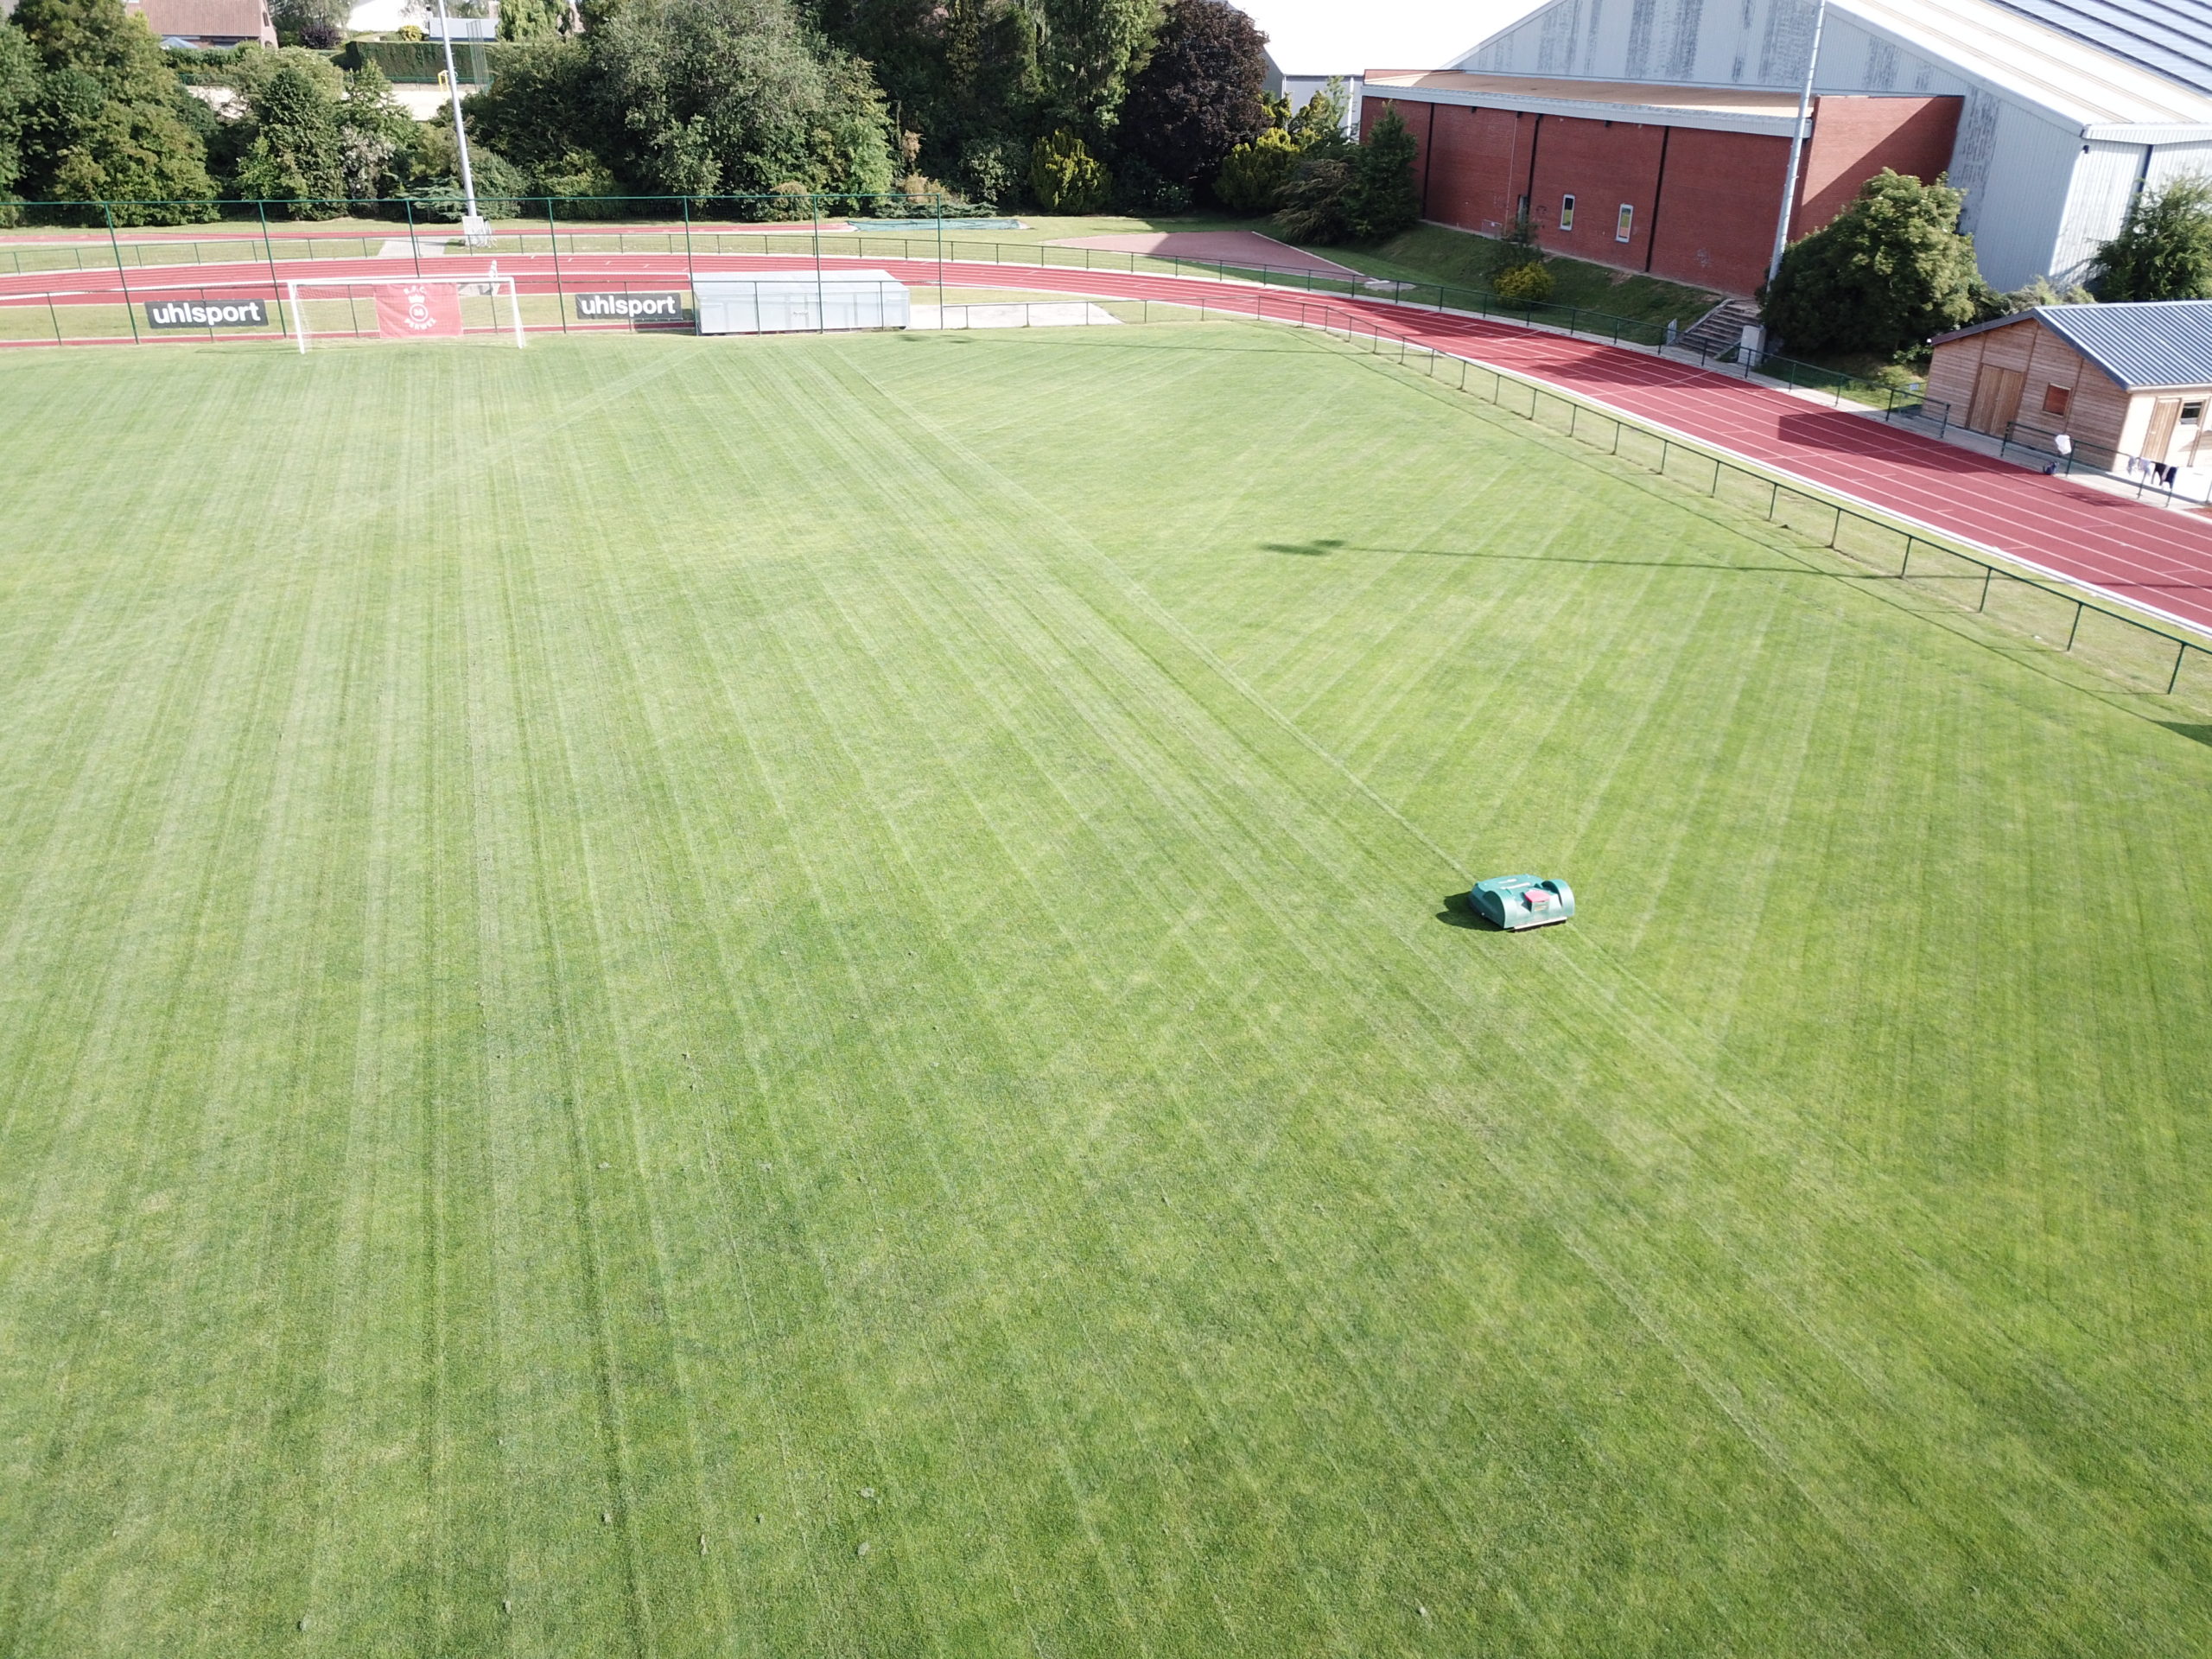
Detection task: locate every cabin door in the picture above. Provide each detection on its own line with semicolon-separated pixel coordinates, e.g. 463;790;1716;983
2144;398;2183;463
1967;365;2024;435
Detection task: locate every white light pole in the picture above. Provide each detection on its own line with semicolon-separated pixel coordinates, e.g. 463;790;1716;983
1765;0;1829;292
435;0;490;247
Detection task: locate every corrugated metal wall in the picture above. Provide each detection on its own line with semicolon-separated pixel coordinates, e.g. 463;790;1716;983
2051;142;2150;285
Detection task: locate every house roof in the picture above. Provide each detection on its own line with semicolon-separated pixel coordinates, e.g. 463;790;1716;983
1982;0;2212;100
1935;301;2212;390
128;0;269;38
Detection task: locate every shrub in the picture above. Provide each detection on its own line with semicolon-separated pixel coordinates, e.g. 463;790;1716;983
395;23;423;39
1216;129;1298;213
1760;169;1984;357
1271;153;1353;243
1492;260;1554;305
1028;128;1109;213
958;135;1023;207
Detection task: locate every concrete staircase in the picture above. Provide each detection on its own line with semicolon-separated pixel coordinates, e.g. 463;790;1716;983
1675;297;1762;359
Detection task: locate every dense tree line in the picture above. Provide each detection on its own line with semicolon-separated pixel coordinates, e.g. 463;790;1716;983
0;0;1424;238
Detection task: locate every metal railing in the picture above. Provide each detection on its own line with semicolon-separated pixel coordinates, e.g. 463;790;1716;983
0;194;1922;411
1997;415;2207;507
1281;296;2212;701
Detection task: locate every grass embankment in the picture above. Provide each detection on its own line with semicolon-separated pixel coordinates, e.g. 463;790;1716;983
1;327;2209;1656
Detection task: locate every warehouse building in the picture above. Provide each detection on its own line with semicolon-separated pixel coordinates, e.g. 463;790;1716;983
1361;0;2212;296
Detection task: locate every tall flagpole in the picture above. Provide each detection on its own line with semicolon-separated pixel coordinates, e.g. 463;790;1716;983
436;0;489;246
1766;0;1829;289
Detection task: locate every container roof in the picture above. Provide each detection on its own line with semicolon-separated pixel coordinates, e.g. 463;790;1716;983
1936;301;2212;389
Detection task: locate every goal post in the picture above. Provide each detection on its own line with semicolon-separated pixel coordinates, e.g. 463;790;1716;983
285;272;526;352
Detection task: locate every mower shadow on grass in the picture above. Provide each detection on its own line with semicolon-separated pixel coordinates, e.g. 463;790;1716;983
1434;893;1496;930
1258;537;1834;575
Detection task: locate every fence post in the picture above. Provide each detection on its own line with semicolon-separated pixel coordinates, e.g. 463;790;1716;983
257;200;283;332
1829;505;1841;548
1978;565;1993;612
2066;600;2084;652
1767;480;1778;519
1900;537;1912;578
2170;642;2188;697
104;203;141;344
1660;437;1669;474
405;196;422;277
548;198;568;331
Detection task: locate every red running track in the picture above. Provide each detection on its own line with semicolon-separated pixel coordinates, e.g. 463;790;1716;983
10;249;2209;637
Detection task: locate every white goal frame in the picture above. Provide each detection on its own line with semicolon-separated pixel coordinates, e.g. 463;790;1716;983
285;272;526;352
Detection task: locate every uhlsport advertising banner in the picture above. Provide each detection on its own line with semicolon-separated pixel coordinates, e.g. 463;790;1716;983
375;283;464;339
145;296;269;330
573;292;685;322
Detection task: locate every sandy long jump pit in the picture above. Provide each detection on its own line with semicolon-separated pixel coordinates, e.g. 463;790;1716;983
1046;231;1367;277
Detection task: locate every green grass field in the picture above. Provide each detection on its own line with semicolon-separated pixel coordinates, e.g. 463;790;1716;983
3;323;2211;1657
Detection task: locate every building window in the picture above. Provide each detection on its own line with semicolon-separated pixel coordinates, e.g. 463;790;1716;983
2185;402;2206;423
1559;194;1576;231
1616;204;1633;243
2042;385;2070;418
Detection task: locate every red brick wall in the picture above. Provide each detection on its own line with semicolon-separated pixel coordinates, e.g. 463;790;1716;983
1645;127;1795;292
1423;105;1525;235
1525;113;1669;270
1796;96;1964;230
1361;92;1966;297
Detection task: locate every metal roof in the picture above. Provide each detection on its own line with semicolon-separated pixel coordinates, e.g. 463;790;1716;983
1982;0;2212;99
1935;301;2212;389
1361;69;1808;134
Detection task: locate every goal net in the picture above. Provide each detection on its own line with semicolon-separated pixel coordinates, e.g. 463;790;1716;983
284;272;526;351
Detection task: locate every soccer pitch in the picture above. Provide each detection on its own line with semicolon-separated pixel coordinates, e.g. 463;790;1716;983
3;324;2210;1656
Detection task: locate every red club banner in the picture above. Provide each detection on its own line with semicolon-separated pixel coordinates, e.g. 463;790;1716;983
375;283;464;340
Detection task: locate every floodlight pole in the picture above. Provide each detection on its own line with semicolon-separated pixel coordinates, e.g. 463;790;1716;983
1765;0;1829;291
435;0;489;247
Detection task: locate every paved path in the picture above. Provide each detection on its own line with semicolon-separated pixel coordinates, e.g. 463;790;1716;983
10;249;2209;636
1045;231;1367;280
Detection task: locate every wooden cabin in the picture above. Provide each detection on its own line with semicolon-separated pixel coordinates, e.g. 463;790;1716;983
1926;301;2212;476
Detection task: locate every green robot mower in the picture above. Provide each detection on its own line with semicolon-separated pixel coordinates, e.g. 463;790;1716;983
1469;874;1574;931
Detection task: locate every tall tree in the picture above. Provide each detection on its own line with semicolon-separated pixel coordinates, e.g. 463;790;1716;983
591;0;893;200
0;24;40;215
1761;169;1985;356
1117;0;1266;189
2089;173;2212;302
10;0;216;219
234;60;344;212
1035;0;1160;136
1341;105;1416;239
498;0;570;41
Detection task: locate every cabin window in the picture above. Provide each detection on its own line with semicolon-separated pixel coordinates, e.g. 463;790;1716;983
1616;204;1634;243
2184;402;2206;424
1559;194;1576;231
2042;385;2070;417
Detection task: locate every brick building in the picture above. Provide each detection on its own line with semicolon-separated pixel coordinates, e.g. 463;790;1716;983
1363;0;2212;296
1363;72;1958;294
